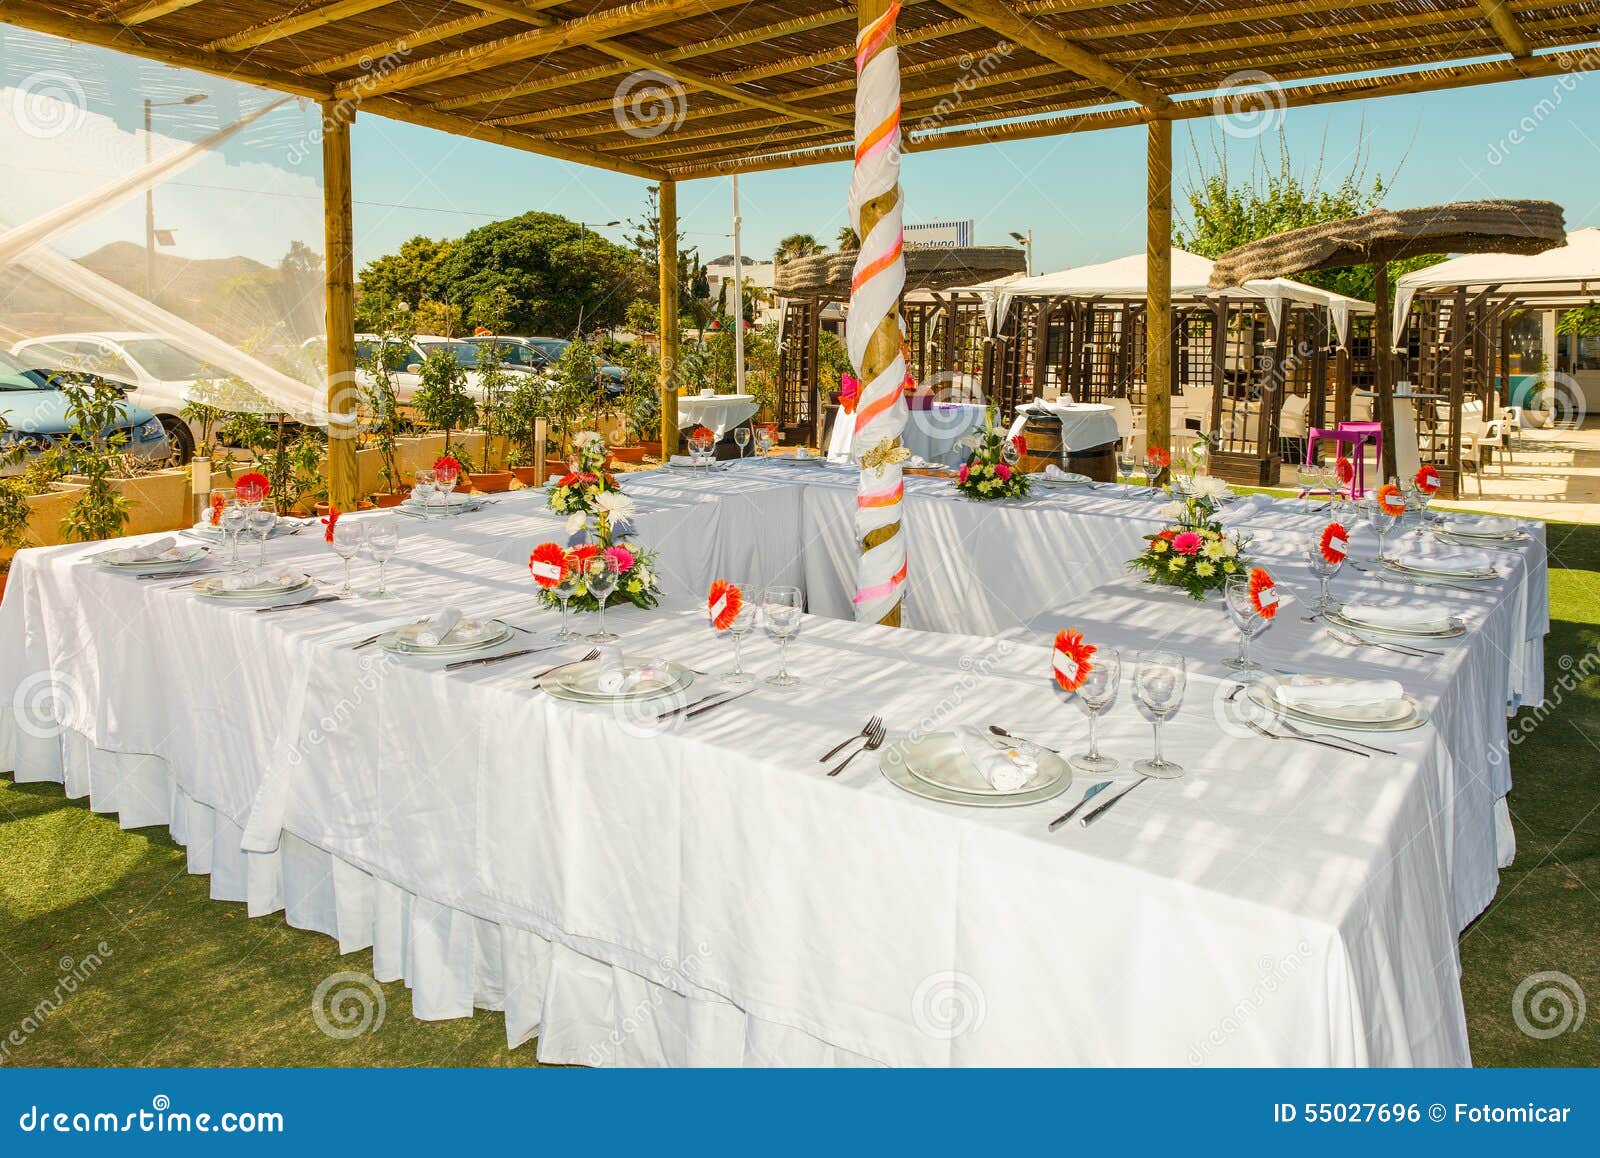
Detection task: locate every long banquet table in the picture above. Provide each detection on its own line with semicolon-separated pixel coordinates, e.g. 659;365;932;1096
0;460;1546;1066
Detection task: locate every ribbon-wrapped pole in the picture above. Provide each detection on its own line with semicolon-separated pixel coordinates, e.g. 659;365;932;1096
847;0;908;627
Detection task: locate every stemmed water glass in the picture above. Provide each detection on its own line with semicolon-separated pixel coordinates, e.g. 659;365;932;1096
1295;463;1317;512
1117;450;1135;489
1306;536;1343;612
216;491;247;571
247;499;277;571
734;426;751;458
1141;456;1161;493
1222;573;1270;672
364;517;397;597
754;426;775;455
1069;648;1121;774
1001;435;1022;468
585;552;621;643
713;583;757;685
552;565;582;639
1364;497;1398;563
413;469;437;517
1132;650;1186;779
330;516;365;595
762;585;802;686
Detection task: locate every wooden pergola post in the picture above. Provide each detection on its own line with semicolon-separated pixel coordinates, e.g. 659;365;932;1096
322;101;358;510
1146;117;1173;466
1372;252;1398;481
658;178;680;456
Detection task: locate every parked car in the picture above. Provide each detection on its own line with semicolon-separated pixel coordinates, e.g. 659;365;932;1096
461;335;625;397
10;332;207;462
0;349;171;477
352;333;486;404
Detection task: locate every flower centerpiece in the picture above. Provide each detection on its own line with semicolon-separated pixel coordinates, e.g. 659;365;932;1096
955;409;1030;501
1128;472;1247;600
546;430;620;518
535;436;663;612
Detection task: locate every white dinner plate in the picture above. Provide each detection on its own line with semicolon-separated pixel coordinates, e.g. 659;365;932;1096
404;490;474;507
188;518;300;539
380;619;513;656
95;543;209;571
898;731;1067;797
1031;471;1093;488
540;657;694;704
1382;557;1498;582
1246;676;1428;733
193;572;312;601
880;736;1072;807
1327;607;1465;639
1435;521;1527;543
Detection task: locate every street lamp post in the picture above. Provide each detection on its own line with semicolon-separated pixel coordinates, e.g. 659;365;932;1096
144;92;208;301
1009;229;1034;277
574;218;621;338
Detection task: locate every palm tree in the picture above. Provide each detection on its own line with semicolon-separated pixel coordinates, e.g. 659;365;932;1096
775;233;824;263
836;226;860;252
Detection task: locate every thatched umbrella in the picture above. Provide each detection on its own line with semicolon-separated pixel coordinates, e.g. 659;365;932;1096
1208;200;1567;478
775;245;1025;299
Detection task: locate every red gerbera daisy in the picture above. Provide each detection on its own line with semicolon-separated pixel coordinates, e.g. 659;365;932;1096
1376;482;1406;517
432;455;461;486
1414;465;1441;496
528;541;569;589
1248;567;1279;619
707;579;743;630
568;543;601;570
1144;446;1170;469
1051;629;1096;692
321;507;340;543
1010;432;1028;459
1319;521;1349;565
208;492;225;525
1335;456;1354;485
234;471;270;502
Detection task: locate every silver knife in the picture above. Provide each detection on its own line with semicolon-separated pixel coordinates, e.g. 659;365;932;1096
1080;777;1148;827
1048;780;1112;831
666;688;755;722
444;646;553;671
257;595;341;613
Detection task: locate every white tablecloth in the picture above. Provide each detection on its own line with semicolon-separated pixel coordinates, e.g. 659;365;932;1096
677;393;758;437
826;402;986;466
0;474;1544;1067
1005;400;1121;451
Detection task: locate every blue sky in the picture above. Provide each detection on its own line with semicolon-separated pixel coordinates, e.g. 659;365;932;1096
349;71;1600;274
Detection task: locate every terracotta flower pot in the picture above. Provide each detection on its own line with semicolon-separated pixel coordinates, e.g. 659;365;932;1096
610;445;647;465
639;440;662;457
511;466;540;487
372;491;405;508
467;470;513;494
545;459;570;478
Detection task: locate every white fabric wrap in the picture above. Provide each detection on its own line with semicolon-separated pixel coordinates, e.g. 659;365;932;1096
416;608;461;648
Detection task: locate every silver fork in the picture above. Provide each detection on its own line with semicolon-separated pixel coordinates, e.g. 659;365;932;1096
1324;624;1440;658
819;715;882;763
827;717;885;777
533;648;599;681
1278;719;1396;756
1244;716;1369;757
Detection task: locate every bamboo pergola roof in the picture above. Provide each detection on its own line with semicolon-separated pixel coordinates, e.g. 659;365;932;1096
4;0;1600;182
775;245;1024;297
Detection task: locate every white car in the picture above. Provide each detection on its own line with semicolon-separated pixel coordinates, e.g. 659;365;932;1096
11;331;208;461
353;334;486;404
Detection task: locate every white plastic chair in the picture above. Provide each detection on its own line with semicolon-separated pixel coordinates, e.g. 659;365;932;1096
1278;394;1309;461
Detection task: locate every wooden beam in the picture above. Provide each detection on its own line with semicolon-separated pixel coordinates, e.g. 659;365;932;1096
1146;117;1172;464
204;0;393;53
938;0;1171;111
322;101;358;510
341;0;750;98
658;179;680;458
302;13;507;75
109;0;204;25
1476;0;1534;55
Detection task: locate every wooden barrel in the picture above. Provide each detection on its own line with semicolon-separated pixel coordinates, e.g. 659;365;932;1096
1018;412;1116;481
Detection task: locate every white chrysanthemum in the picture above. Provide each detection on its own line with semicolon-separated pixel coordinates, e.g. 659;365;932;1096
565;512;586;535
574;430;604;448
1194;475;1231;502
1161;500;1185;521
596;490;636;521
1222;538;1239;558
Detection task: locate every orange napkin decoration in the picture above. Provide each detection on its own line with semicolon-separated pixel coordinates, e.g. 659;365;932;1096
1051;629;1095;691
1319;521;1348;565
708;579;743;630
1248;567;1279;619
1414;465;1440;496
528;542;568;588
1377;482;1406;517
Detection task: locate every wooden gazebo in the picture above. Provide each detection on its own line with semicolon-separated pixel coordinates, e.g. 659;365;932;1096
5;0;1599;507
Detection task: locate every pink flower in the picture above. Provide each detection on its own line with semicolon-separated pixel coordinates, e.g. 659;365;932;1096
958;463;970;484
995;462;1012;480
604;545;635;573
1172;531;1202;556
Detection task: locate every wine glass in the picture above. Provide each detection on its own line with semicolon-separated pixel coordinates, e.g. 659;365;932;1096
1295;463;1317;512
1001;435;1022;467
412;469;437;517
762;585;802;686
1364;497;1398;563
734;426;751;458
1117;449;1135;489
364;517;397;597
1222;573;1269;672
247;499;277;570
1141;455;1161;493
217;492;247;571
552;564;582;640
330;516;364;595
1306;537;1343;612
754;425;775;455
585;552;621;642
714;583;757;686
1069;648;1121;773
1132;650;1186;779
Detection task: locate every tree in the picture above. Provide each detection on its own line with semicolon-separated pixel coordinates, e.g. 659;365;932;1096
1174;131;1438;301
836;226;860;252
624;184;691;299
775;233;824;264
358;235;453;311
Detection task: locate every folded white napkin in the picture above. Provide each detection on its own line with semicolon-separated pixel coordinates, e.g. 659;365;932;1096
1393;539;1495;575
594;646;671;694
954;726;1037;792
415;608;461;647
1340;602;1452;633
1042;464;1068;480
1441;515;1514;538
1218;494;1273;524
1274;675;1405;710
111;536;177;563
669;454;695;466
219;568;295;592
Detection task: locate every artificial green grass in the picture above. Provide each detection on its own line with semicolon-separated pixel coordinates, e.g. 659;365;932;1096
2;526;1598;1066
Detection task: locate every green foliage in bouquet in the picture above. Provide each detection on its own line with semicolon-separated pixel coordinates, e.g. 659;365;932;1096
955;408;1030;501
1128;473;1247;600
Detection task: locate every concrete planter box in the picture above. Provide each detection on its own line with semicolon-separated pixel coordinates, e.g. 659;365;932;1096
0;483;85;569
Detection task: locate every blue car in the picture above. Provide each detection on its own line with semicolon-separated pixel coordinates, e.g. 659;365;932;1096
0;348;171;477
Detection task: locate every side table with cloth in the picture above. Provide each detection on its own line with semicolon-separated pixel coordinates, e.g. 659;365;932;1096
1;554;1471;1063
1005;400;1121;456
677;393;758;438
826;400;986;466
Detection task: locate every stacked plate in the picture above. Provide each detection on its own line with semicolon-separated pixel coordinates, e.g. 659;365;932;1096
1381;550;1498;583
1326;603;1465;640
1435;516;1528;545
380;618;512;657
193;571;313;605
94;542;209;574
1245;673;1427;733
188;517;299;540
1031;469;1093;489
879;733;1073;807
539;655;694;704
399;491;485;517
